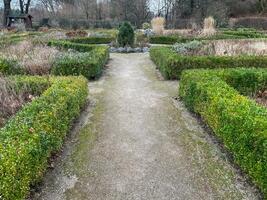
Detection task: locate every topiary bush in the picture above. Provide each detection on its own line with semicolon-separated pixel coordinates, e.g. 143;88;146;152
117;22;135;47
142;22;151;30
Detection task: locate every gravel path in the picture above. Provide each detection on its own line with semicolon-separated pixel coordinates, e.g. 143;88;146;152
32;53;259;200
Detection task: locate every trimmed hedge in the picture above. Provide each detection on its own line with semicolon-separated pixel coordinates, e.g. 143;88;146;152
0;58;24;75
149;31;267;45
222;30;267;39
0;76;88;200
69;36;114;44
150;47;267;79
149;36;188;44
48;40;97;52
179;68;267;197
51;46;109;79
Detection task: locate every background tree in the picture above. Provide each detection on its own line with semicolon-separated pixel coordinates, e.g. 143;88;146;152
3;0;11;26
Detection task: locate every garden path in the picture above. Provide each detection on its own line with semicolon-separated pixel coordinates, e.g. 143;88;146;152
32;53;259;200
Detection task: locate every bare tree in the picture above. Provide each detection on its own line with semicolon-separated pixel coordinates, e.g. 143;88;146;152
19;0;31;14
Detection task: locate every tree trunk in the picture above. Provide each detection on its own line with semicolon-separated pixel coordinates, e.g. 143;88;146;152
19;0;24;13
25;0;31;14
3;0;11;27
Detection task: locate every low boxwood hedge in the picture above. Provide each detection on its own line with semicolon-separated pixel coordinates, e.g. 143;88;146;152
149;31;267;45
179;68;267;197
69;36;114;44
51;46;109;79
149;36;188;44
0;76;88;200
48;40;97;52
222;30;267;39
0;58;24;75
150;47;267;79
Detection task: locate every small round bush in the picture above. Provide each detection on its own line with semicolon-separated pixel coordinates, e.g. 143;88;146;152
142;22;151;30
117;22;135;47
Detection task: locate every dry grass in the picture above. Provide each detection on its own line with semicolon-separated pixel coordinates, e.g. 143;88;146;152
202;16;216;36
208;39;267;56
0;77;33;127
151;17;165;35
0;41;59;75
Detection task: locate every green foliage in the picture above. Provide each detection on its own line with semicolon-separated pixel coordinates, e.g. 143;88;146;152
179;68;267;197
0;58;24;75
149;36;188;44
149;31;267;44
48;40;97;52
0;76;88;200
172;40;204;55
117;22;135;47
222;30;267;38
150;47;267;79
51;47;109;79
142;22;151;30
69;36;115;44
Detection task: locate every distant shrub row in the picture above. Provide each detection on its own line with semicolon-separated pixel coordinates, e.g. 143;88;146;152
179;68;267;197
0;76;88;200
149;36;188;44
69;36;115;44
150;47;267;79
48;40;97;52
149;30;267;44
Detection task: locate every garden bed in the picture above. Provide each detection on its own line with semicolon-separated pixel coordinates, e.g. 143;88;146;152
48;40;109;79
0;39;109;80
150;46;267;79
149;29;267;45
179;68;267;197
0;77;39;128
0;75;88;200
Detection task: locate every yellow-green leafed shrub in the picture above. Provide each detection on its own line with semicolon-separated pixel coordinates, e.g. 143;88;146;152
150;47;267;79
0;76;88;200
51;46;109;79
179;68;267;197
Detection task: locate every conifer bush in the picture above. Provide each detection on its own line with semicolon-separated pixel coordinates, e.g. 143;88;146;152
117;22;135;47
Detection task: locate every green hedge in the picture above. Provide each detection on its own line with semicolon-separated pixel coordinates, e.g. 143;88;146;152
149;36;188;44
222;30;267;39
179;68;267;197
149;32;267;45
0;76;88;200
48;40;97;52
150;47;267;79
51;46;109;79
0;58;24;75
69;36;114;44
